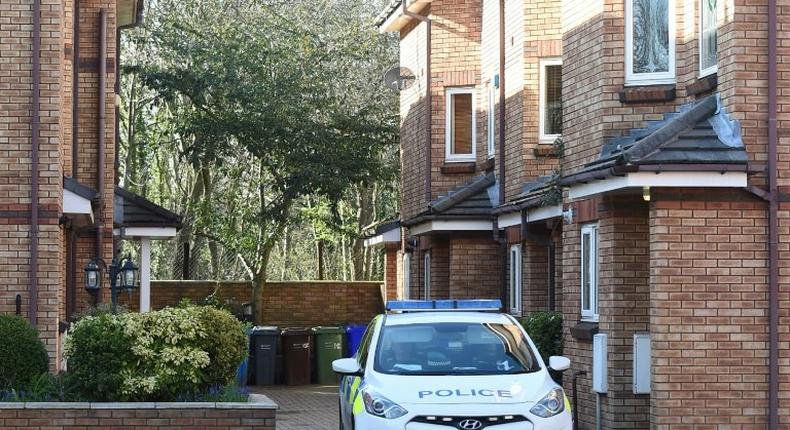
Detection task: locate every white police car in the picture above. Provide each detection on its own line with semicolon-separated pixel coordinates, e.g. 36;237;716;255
333;300;573;430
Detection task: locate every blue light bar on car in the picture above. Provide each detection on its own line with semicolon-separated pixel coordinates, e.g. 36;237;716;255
386;299;503;312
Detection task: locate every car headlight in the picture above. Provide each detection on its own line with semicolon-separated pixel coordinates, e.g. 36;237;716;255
530;387;565;418
361;388;408;419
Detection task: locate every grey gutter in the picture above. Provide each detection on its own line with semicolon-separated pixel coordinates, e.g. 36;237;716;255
401;213;495;228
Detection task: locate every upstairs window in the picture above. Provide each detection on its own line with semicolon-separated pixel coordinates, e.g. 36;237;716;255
487;83;496;158
700;0;718;77
626;0;675;85
581;224;599;321
539;58;563;143
445;87;476;162
509;244;522;316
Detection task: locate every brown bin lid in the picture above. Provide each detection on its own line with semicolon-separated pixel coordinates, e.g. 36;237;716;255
282;327;311;336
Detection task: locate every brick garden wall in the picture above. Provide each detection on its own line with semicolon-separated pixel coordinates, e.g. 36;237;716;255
0;401;276;430
120;280;385;327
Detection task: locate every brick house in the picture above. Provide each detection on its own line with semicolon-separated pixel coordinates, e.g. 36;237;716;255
375;0;789;428
0;0;180;371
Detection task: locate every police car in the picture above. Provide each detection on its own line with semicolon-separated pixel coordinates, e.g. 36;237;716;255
333;299;573;430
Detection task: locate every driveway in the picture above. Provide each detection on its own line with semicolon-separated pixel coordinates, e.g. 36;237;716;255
252;385;338;430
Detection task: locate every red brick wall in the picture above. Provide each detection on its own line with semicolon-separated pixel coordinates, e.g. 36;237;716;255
650;191;769;429
121;280;385;327
0;404;275;429
448;234;502;299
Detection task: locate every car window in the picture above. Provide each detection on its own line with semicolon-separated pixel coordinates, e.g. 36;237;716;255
373;322;540;376
356;317;380;368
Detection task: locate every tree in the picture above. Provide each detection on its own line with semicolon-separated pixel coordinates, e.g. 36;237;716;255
132;0;398;322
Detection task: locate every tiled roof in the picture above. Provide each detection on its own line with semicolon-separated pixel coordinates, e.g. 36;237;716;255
403;173;498;226
561;94;748;186
375;0;402;27
64;177;98;200
494;174;558;214
114;187;182;229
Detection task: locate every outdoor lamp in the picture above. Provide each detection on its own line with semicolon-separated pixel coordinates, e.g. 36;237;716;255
84;260;102;292
119;257;139;290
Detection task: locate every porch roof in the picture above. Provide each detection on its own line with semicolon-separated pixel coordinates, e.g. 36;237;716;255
114;187;182;229
560;94;748;188
403;172;498;228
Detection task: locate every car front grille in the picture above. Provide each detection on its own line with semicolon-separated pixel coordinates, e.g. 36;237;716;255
410;414;530;429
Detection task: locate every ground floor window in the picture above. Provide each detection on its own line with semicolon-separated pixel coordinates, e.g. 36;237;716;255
509;244;522;316
581;224;599;321
423;251;431;299
402;253;411;300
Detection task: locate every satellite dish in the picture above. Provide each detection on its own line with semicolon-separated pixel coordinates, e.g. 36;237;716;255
383;65;416;91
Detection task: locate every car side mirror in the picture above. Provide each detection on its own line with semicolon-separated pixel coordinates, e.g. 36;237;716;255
549;356;571;372
333;358;363;376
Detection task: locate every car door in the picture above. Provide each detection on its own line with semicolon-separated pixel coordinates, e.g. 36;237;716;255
340;317;380;429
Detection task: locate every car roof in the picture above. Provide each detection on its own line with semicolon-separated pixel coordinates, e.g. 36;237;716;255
382;311;516;326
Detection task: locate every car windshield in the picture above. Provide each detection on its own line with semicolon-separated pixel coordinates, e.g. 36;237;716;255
374;322;540;376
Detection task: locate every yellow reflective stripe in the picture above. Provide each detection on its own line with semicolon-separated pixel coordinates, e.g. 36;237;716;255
564;392;572;413
353;391;365;415
349;376;361;402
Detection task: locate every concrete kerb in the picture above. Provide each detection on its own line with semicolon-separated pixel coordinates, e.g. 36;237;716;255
0;393;278;410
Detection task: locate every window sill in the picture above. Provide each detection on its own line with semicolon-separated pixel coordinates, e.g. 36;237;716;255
686;73;717;97
618;84;676;104
441;162;476;175
570;321;599;341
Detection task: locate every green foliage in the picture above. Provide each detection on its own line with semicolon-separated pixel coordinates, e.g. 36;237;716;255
65;305;246;401
521;311;564;363
64;313;136;401
71;303;128;322
195;306;247;387
0;316;49;390
0;373;78;402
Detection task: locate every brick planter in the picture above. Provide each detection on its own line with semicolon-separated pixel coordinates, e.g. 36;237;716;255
0;394;277;430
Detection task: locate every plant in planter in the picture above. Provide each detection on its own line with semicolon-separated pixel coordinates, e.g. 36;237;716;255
65;305;247;402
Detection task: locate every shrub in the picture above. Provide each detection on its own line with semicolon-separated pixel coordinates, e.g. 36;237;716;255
64;313;136;401
0;373;77;402
521;311;563;363
0;315;49;389
196;306;247;387
71;303;128;322
65;305;247;401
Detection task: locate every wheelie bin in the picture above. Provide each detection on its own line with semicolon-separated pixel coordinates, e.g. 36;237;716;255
345;324;367;357
313;326;345;385
250;326;280;386
281;327;312;385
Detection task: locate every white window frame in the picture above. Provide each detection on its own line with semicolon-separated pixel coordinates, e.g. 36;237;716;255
402;253;411;300
509;244;522;316
487;82;496;158
445;87;477;162
580;224;599;322
699;0;718;78
539;58;563;143
423;251;431;299
625;0;676;86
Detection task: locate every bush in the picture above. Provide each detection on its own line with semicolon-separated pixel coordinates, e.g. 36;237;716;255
65;305;247;402
0;316;49;389
64;313;136;401
71;303;128;323
521;311;563;363
196;306;247;387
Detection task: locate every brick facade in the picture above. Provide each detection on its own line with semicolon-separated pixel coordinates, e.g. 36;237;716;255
384;0;790;428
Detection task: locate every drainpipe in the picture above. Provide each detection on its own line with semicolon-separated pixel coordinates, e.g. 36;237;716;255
72;0;80;178
767;1;778;428
96;9;107;263
402;1;432;206
498;0;506;205
29;0;41;327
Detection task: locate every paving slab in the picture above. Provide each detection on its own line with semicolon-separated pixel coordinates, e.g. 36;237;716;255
252;385;338;430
